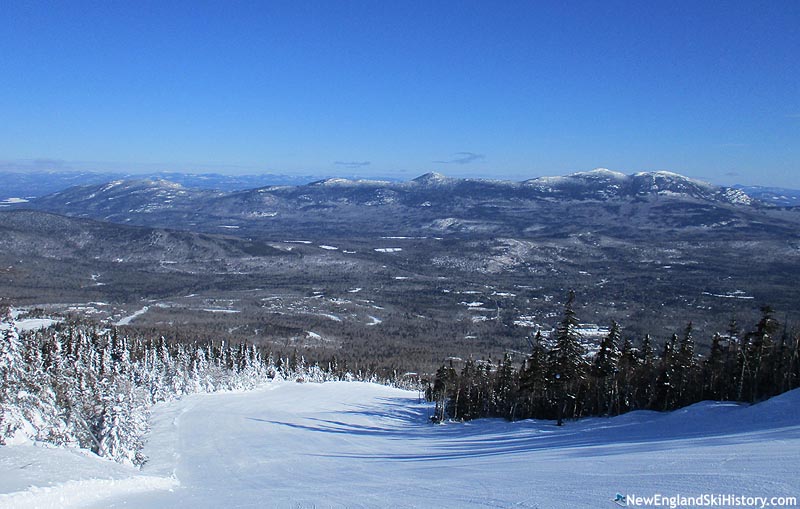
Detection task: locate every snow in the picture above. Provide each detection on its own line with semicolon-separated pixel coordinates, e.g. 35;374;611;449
412;172;449;185
114;306;149;326
2;383;799;508
569;168;628;180
0;197;29;204
374;248;402;253
366;315;382;325
0;443;177;509
722;188;753;205
13;318;61;331
702;291;755;300
314;177;392;187
318;245;338;250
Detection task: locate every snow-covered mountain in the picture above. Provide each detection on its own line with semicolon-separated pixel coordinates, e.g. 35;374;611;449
523;168;752;204
14;169;774;237
734;184;800;207
4;169;799;355
27;179;224;221
0;170;336;201
24;169;756;211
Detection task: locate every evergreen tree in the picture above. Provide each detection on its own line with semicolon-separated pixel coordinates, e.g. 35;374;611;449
633;334;657;409
547;291;587;419
518;331;548;418
493;353;517;419
704;332;725;399
654;335;678;410
743;306;779;401
675;322;697;405
454;359;479;420
0;309;25;442
592;321;621;414
430;363;457;422
616;335;637;413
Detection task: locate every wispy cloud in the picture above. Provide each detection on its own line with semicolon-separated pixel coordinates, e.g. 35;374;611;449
334;161;371;169
724;171;741;177
433;152;485;165
0;158;72;171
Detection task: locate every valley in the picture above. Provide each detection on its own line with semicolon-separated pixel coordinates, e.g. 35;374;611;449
2;170;799;374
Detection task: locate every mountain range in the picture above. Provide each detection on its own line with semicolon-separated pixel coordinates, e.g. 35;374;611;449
0;170;388;202
10;169;799;240
1;168;799;368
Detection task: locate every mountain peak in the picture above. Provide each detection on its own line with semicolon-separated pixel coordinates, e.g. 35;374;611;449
632;171;715;191
309;177;393;187
309;177;356;186
569;168;628;180
412;172;449;185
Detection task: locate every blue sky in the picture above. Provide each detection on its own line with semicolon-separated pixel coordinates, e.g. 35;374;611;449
1;1;798;187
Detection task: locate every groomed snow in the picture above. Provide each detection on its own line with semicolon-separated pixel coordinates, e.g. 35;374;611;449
0;443;177;508
114;306;149;326
2;383;798;508
13;318;62;332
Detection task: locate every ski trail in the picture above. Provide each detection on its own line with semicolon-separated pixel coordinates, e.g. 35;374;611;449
83;383;800;508
114;306;149;326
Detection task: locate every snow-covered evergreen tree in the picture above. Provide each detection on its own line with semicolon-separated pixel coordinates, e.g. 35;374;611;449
0;308;25;443
548;291;587;419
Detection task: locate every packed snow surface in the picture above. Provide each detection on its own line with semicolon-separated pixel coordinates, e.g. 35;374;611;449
114;306;149;326
13;318;62;331
1;383;799;508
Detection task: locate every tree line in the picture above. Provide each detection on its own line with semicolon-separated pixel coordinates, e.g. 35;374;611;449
427;291;800;424
0;306;386;465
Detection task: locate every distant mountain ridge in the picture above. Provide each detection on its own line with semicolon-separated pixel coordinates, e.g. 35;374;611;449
2;172;800;364
0;170;376;201
22;168;756;215
4;167;789;204
13;168;800;241
244;168;756;208
733;184;800;207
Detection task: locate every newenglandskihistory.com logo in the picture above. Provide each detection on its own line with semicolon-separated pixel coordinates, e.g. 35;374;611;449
612;492;798;508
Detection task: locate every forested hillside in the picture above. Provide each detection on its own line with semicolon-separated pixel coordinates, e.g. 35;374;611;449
430;291;800;423
0;306;386;465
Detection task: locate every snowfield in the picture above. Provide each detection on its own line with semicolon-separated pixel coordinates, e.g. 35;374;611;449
2;382;799;508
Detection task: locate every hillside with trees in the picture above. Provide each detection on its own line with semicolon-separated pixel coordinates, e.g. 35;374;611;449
429;292;800;423
0;305;386;465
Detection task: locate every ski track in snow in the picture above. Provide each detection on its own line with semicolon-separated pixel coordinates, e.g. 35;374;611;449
2;383;799;508
114;306;149;326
